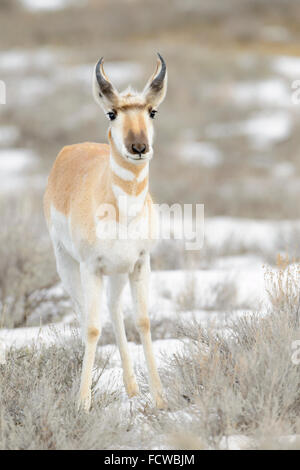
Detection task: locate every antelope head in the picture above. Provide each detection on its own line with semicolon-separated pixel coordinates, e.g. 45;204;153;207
93;53;167;164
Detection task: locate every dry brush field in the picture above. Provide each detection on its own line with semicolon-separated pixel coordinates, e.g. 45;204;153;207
0;0;300;449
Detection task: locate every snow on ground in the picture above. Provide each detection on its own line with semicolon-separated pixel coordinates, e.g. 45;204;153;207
0;49;62;72
54;62;143;88
0;263;267;352
0;267;265;340
206;111;292;150
0;126;20;146
150;269;265;311
0;174;47;194
204;216;300;253
218;433;300;450
0;148;44;193
271;161;295;179
0;148;36;173
178;141;223;167
0;212;295;448
0;48;141;87
1;48;142;109
231;79;291;108
160;215;300;261
273;55;300;78
19;0;87;11
241;111;292;150
0;213;294;445
1;214;296;350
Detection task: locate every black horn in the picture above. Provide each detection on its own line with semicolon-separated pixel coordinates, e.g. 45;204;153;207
95;57;116;100
150;53;166;92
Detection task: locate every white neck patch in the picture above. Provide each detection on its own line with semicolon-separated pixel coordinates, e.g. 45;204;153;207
112;183;149;218
110;153;149;184
110;154;135;181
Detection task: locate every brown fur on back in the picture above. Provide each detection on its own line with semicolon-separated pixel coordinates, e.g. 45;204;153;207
44;142;112;240
44;141;152;243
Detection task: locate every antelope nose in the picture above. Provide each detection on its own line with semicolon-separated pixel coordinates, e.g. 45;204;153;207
132;143;147;155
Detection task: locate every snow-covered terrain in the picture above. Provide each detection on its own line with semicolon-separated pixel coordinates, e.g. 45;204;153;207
0;225;271;429
1;2;300;447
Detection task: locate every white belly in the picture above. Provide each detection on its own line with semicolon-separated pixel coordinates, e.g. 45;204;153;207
90;203;157;274
49;205;157;275
88;238;152;275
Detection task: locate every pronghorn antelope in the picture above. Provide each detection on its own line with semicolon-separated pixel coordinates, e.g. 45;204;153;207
44;54;167;411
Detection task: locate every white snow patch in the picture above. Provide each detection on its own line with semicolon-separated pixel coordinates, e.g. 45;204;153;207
0;148;43;194
0;52;142;108
150;269;265;312
178;141;223;167
277;434;300;448
211;254;265;270
160;309;257;331
0;126;19;146
0;49;60;72
0;174;46;194
204;217;300;253
0;148;36;173
0;324;75;350
19;0;86;12
273;55;300;78
232;79;290;107
94;367;124;396
206;112;292;150
242;112;292;149
16;77;57;105
219;434;254;450
54;62;143;88
272;161;295;179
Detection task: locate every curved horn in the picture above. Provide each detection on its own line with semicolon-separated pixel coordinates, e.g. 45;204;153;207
95;57;116;100
150;53;166;92
144;53;167;107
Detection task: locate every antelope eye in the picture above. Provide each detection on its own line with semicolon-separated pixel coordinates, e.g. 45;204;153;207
107;111;117;121
149;109;157;119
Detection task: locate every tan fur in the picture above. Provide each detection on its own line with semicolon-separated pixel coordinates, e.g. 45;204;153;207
87;326;101;340
116;103;147;111
112;172;148;196
44;139;152;244
44;142;109;220
44;142;114;242
44;56;167;411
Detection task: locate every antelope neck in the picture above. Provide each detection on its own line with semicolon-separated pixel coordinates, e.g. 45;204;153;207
108;130;149;216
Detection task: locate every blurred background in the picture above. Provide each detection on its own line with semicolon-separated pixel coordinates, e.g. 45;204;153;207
2;2;300;449
1;0;300;327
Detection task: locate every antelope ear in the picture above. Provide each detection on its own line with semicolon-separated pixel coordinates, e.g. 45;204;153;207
93;57;119;112
143;53;167;108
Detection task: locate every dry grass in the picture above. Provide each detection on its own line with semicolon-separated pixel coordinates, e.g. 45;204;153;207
161;316;300;448
265;254;300;326
0;264;299;449
0;330;129;450
1;0;300;450
176;271;237;312
0;194;62;328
